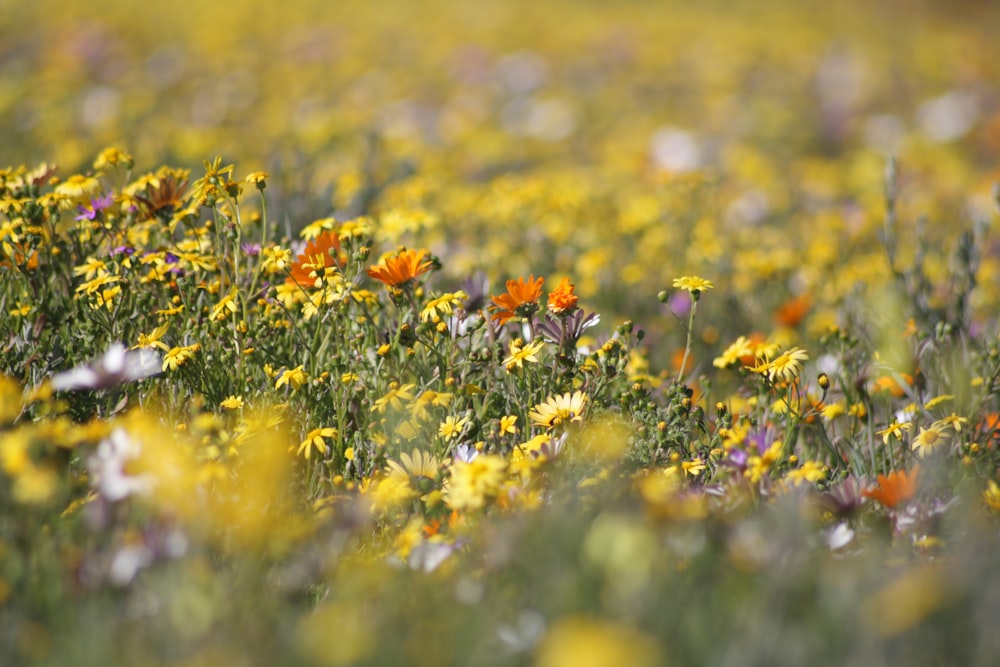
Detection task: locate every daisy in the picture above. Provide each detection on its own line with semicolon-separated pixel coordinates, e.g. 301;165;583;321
672;275;714;295
288;230;343;289
752;347;808;383
712;335;754;369
439;415;471;440
911;423;949;458
529;391;588;429
546;277;578;314
502;338;545;371
863;466;920;509
490;275;544;325
298;427;338;460
366;248;434;287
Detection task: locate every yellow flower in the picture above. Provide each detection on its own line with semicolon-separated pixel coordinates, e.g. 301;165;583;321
438;415;470;440
420;291;468;322
923;394;953;410
299;217;338;240
93;147;133;171
275;365;308;390
445;454;507;510
529;391;588;429
502;338;545;372
386;449;440;487
73;257;108;280
785;460;826;486
745;440;784;484
75;273;120;296
536;616;661;667
499;415;518;436
713;335;754;369
408;390;453;421
9;303;32;317
133;323;170;352
983;480;1000;513
162;344;200;372
244;171;268;189
298;427;337;460
682;458;706;476
261;246;292;274
672;275;714;294
877;420;911;446
220;395;244;410
210;286;239;322
820;401;846;420
912;423;949;458
937;413;968;433
752;346;808;383
371;383;416;413
55;174;101;202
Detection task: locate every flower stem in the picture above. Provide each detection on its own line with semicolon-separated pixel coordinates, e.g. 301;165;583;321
677;298;697;383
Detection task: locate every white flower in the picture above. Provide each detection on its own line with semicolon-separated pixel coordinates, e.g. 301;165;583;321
453;443;479;463
89;428;155;501
51;343;161;391
826;522;855;551
407;541;456;573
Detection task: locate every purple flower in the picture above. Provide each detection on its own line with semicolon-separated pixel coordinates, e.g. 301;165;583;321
668;290;692;317
74;192;115;222
728;448;749;470
746;426;778;454
242;242;261;256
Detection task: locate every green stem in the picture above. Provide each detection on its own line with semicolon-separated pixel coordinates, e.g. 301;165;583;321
677;298;698;383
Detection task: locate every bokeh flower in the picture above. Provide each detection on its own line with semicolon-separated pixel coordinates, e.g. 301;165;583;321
863;466;920;509
445;454;506;510
51;343;160;391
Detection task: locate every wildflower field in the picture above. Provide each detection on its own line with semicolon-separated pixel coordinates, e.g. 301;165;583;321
4;0;1000;664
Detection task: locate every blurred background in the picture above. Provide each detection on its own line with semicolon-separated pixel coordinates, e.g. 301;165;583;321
3;0;999;363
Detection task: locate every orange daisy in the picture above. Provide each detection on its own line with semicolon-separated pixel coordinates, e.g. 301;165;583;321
862;465;920;509
546;277;578;314
288;230;344;288
490;275;545;325
366;248;433;287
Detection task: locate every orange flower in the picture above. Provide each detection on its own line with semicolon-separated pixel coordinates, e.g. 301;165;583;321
774;293;811;328
546;277;578;314
0;242;39;272
288;230;343;288
863;465;920;509
490;275;544;325
871;374;913;398
366;248;433;287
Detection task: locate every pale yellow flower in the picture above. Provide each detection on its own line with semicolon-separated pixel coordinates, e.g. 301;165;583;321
529;391;588;429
